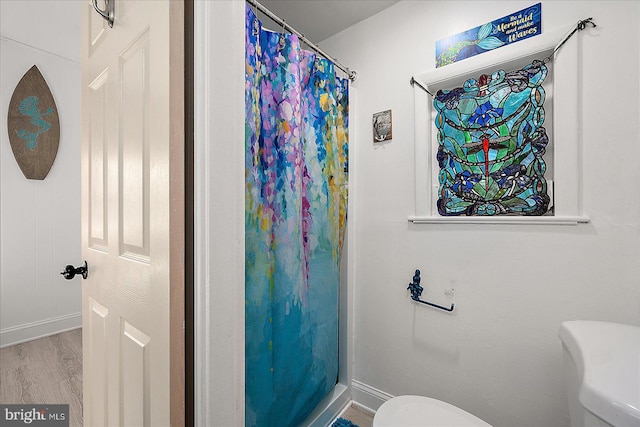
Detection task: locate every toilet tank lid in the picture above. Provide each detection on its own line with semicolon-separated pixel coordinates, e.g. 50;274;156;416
559;320;640;426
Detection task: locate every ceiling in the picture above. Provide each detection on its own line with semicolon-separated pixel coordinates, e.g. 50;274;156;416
257;0;400;42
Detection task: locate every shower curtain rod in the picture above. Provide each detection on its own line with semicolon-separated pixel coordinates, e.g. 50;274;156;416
246;0;358;81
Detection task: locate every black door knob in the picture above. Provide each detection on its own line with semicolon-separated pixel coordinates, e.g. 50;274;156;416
61;261;88;280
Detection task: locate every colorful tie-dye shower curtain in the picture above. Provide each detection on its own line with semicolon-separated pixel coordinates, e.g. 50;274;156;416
245;7;349;427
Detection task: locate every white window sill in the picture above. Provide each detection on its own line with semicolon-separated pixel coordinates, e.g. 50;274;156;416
407;215;590;226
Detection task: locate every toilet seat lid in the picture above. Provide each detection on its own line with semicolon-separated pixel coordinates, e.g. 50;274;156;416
373;395;492;427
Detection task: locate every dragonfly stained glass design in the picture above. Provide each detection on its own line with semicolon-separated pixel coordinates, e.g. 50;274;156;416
434;60;550;216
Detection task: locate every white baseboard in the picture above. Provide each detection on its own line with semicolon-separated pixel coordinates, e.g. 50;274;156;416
352;380;394;413
0;312;82;348
304;383;351;427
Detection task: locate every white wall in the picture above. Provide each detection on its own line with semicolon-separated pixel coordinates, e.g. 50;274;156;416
0;1;81;347
321;1;640;426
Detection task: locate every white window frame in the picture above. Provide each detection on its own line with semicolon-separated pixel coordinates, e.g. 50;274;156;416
410;25;589;225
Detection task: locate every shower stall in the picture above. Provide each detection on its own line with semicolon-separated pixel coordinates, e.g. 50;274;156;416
193;1;355;425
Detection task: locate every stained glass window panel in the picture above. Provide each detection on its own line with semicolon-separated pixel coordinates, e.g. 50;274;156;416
434;60;550;216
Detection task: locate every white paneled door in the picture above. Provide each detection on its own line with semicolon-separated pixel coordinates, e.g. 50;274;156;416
81;1;184;425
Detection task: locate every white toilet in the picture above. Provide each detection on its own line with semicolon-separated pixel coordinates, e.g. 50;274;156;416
372;320;640;427
559;320;640;427
373;395;492;427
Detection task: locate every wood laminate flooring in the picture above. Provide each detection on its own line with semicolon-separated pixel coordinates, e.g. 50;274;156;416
1;330;376;427
341;404;374;427
0;329;83;426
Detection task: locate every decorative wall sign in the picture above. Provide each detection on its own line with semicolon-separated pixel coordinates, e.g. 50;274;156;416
433;60;549;216
373;109;392;142
436;3;542;68
7;65;60;180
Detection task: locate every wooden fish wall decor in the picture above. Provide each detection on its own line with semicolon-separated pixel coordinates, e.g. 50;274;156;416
7;65;60;180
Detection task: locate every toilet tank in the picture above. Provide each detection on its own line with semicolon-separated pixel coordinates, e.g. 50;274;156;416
559;321;640;427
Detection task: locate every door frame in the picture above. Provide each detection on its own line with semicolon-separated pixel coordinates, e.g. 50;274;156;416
193;1;246;425
170;0;187;425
